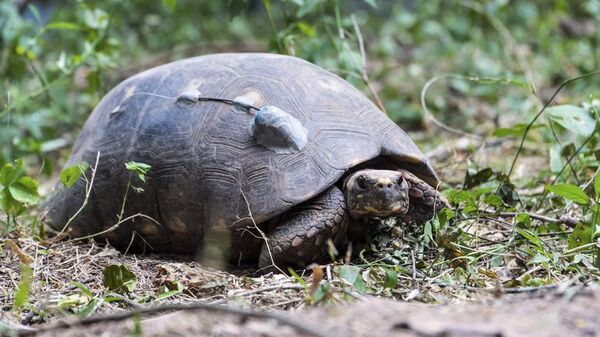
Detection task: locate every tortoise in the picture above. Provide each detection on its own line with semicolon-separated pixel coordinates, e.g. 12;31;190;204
44;53;447;271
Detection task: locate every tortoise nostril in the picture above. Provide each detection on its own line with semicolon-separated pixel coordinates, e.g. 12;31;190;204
387;184;392;188
377;183;384;189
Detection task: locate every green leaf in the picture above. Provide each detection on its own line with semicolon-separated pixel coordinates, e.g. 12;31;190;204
515;228;544;249
0;189;11;213
492;123;543;137
70;281;94;299
162;0;176;11
547;104;596;137
82;8;109;30
383;268;398;289
568;223;593;249
156;281;185;301
45;21;80;30
595;174;600;201
547;184;589;205
484;193;503;208
8;177;39;204
14;265;33;311
102;265;137;293
0;160;24;186
339;265;360;284
529;254;550;264
125;161;151;182
549;145;563;173
446;189;475;204
338;265;366;292
515;212;531;227
60;162;89;188
77;298;103;319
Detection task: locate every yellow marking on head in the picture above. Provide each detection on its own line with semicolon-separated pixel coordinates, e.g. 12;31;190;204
376;177;393;185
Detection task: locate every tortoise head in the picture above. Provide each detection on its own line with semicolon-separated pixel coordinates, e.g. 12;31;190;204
344;169;409;219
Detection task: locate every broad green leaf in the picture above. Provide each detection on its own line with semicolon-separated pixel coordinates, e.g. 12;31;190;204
0;160;24;186
338;265;366;292
102;265;137;293
484;193;503;208
547;104;596;137
60;162;89;188
8;177;40;204
547;184;589;205
568;223;593;249
446;189;475;204
125;161;151;182
339;265;360;284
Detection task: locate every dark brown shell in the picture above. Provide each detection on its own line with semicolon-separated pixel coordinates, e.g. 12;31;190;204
44;53;438;254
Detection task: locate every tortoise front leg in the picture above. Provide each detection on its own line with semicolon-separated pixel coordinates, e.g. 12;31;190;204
397;169;449;224
258;186;348;271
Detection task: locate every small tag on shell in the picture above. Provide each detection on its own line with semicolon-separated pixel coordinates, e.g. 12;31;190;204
249;105;308;154
176;90;201;107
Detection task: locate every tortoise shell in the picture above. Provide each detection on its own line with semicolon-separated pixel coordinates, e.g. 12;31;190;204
45;53;438;255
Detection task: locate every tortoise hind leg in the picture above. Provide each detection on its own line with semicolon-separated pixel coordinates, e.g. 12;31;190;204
397;169;449;224
258;186;348;271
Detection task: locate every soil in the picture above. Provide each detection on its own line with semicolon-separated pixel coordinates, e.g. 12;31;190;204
17;288;600;337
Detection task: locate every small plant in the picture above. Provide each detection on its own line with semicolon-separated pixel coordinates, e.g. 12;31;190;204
0;159;40;229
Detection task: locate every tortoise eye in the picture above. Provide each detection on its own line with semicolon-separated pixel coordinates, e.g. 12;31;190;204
357;176;368;189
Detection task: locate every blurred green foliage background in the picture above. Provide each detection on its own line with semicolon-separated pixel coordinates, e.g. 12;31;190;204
1;0;599;172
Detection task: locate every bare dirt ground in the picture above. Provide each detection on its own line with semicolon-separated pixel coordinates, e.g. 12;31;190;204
1;236;599;337
18;287;600;337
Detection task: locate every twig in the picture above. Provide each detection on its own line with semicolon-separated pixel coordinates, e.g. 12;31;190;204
21;302;331;337
56;151;101;237
106;292;147;310
410;248;418;288
64;213;160;243
436;281;558;294
582;166;600;192
507;70;600;179
420;74;484;140
459;0;539;98
212;284;305;304
496;211;578;228
535;131;596;209
350;14;387;114
240;190;286;274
